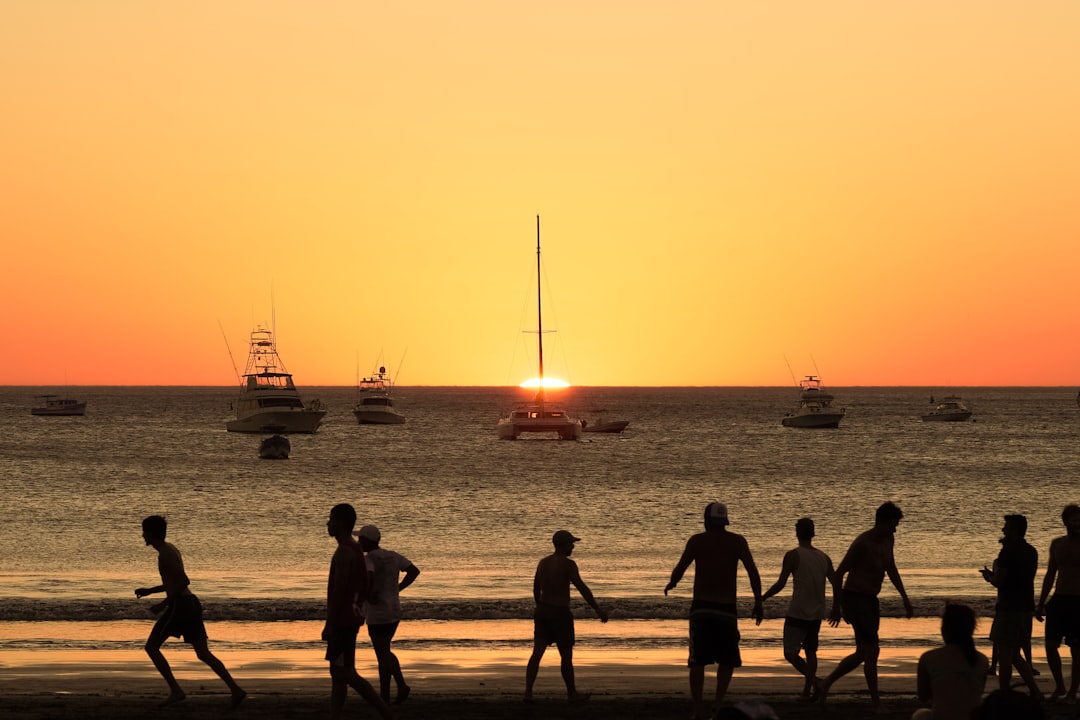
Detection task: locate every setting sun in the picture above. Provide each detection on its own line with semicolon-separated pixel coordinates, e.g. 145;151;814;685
520;378;570;390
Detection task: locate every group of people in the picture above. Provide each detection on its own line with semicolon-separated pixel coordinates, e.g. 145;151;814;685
132;500;1080;720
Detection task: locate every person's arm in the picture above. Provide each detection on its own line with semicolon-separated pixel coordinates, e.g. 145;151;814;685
740;540;764;625
828;544;856;626
885;546;914;619
664;540;694;596
135;584;164;598
399;563;420;593
323;548;352;636
570;565;609;622
1037;544;1058;621
761;549;798;602
532;561;543;605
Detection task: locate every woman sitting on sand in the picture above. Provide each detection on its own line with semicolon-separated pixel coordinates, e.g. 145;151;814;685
912;603;989;720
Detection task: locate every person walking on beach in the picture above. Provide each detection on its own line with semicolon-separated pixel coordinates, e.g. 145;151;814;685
323;504;393;720
665;502;764;720
912;603;989;720
1036;503;1080;701
524;529;609;704
134;515;246;708
356;524;420;705
818;501;914;713
761;517;837;701
980;513;1041;698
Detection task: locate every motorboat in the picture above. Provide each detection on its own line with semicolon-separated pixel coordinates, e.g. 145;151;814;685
497;216;582;441
781;375;845;429
922;395;973;422
225;327;326;433
258;434;291;459
353;366;406;425
31;395;86;416
581;413;630;433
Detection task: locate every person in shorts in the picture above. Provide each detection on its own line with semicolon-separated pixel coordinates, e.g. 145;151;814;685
1037;503;1080;701
665;502;763;720
762;517;837;700
524;529;609;704
135;515;246;709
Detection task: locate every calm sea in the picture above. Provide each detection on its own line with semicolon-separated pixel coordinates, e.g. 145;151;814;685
2;385;1079;656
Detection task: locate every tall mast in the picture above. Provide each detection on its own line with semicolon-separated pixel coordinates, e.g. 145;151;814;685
535;215;545;394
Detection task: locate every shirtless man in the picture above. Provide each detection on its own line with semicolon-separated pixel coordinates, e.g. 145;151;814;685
819;501;914;713
135;515;246;708
761;517;837;701
1036;504;1080;701
524;529;609;704
665;502;764;720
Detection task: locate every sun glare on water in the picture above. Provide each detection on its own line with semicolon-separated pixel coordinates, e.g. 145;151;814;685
520;378;570;389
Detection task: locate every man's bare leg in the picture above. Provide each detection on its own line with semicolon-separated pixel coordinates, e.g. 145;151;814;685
862;642;885;711
192;638;246;706
1047;642;1067;699
558;643;589;702
818;647;866;707
524;640;546;703
689;664;707;719
713;664;734;711
145;636;185;705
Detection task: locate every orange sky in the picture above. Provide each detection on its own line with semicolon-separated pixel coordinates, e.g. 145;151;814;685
3;2;1079;387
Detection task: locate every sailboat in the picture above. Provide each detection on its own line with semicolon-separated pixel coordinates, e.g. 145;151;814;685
496;217;582;441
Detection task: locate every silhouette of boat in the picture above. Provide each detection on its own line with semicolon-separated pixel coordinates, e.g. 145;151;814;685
581;413;630;433
258;434;291;459
922;395;973;422
781;375;845;429
31;395;86;416
353;366;405;425
497;217;582;441
226;327;325;434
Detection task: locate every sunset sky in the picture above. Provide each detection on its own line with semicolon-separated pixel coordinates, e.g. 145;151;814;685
4;2;1079;387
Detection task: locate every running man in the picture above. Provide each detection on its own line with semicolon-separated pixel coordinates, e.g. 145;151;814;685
1037;503;1080;701
761;517;838;701
135;515;246;708
323;504;393;720
665;502;764;720
357;524;420;704
524;529;609;704
818;501;914;714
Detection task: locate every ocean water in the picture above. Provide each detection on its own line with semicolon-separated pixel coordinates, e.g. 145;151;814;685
2;385;1079;656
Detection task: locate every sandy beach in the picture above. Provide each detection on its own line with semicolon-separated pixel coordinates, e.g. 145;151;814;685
4;643;1069;720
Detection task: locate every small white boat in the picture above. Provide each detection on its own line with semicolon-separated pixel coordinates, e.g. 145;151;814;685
31;395;86;416
225;327;326;434
353;367;406;425
922;395;973;422
497;217;582;441
781;375;845;429
581;413;630;433
258;434;291;459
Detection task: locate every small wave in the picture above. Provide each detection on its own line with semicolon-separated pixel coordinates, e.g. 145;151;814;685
0;595;999;622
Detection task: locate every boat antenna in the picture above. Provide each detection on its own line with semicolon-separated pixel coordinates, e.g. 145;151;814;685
535;214;545;400
783;354;799;387
810;354;824;385
218;320;242;385
393;349;408;386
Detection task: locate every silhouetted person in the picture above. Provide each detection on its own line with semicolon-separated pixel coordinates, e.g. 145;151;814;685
761;517;837;701
1036;503;1080;701
819;501;914;713
135;515;246;708
323;504;393;720
524;529;609;704
665;502;763;720
981;513;1041;698
912;603;989;720
971;688;1045;720
356;524;420;704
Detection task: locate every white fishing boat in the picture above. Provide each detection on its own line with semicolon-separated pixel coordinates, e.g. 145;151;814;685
31;395;86;416
497;216;582;441
353;366;406;425
922;395;973;422
781;375;845;429
225;327;325;434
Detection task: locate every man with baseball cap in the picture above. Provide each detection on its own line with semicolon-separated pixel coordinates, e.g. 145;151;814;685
665;502;764;720
524;529;609;704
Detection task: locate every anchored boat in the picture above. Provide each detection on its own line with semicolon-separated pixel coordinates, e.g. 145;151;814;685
225;327;325;434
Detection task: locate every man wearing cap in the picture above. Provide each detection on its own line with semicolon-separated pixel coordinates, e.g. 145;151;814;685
665;502;764;720
818;501;914;714
356;524;420;705
762;517;838;701
524;529;609;704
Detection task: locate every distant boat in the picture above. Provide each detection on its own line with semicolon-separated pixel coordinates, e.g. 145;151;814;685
31;395;86;416
258;434;291;459
353;366;406;425
781;375;845;429
922;395;973;422
225;327;326;434
496;216;582;441
581;412;630;434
